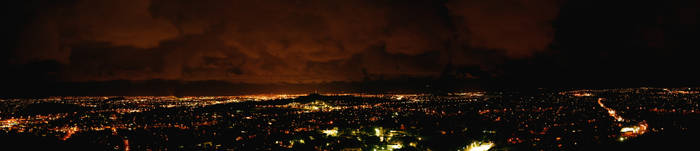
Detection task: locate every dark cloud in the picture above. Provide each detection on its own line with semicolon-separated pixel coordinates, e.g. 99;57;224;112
13;0;178;64
446;0;561;57
14;0;531;83
5;0;699;95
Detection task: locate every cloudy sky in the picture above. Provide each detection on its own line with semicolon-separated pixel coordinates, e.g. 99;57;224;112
3;0;699;95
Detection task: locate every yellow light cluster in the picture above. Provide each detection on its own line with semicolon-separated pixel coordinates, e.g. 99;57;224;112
464;141;494;151
321;128;339;137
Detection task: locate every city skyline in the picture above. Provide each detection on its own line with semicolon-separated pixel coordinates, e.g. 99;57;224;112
2;88;699;150
2;1;699;150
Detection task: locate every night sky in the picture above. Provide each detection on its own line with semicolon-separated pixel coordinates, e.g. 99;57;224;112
2;0;699;96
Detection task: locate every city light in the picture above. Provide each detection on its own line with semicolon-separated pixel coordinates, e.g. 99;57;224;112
387;144;403;149
321;128;339;137
598;98;626;122
0;88;697;150
464;141;495;151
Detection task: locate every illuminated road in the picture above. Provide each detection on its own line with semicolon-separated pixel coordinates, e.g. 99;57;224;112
596;98;648;140
597;98;625;122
